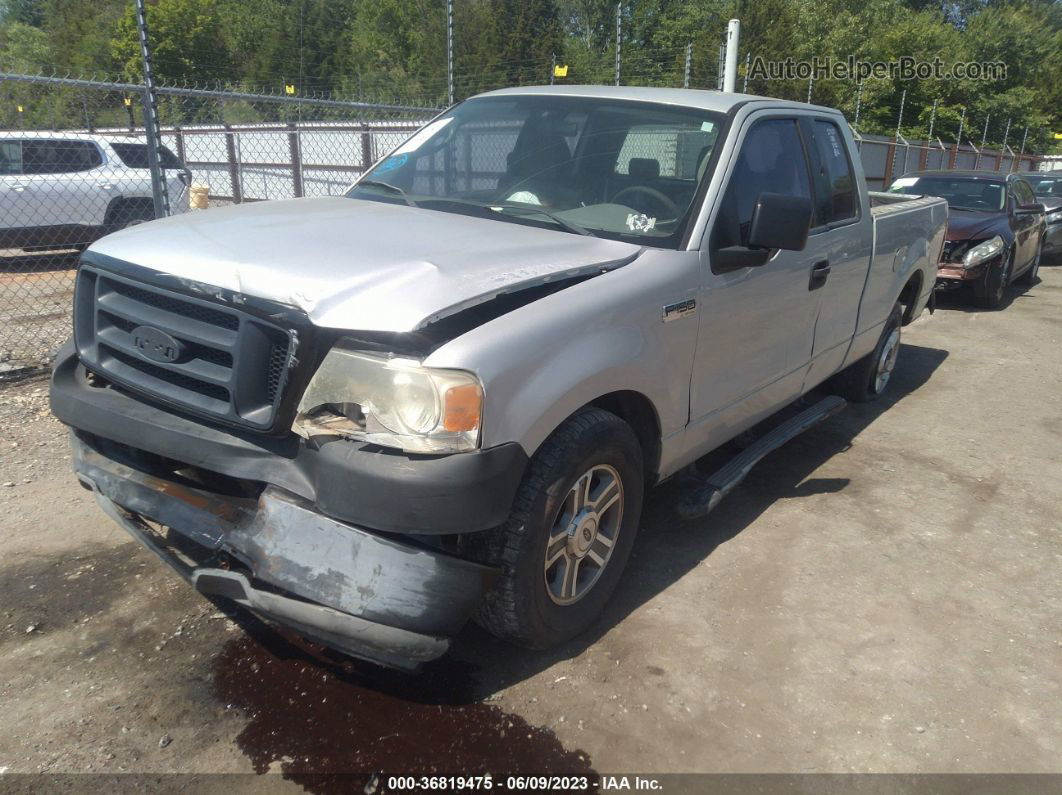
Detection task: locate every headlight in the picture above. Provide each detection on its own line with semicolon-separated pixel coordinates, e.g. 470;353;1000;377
962;236;1005;269
293;346;483;453
1046;210;1062;225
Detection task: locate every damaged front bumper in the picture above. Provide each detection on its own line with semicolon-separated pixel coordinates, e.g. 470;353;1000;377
71;434;499;670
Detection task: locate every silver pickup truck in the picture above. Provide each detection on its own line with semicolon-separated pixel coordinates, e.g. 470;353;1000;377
50;86;947;669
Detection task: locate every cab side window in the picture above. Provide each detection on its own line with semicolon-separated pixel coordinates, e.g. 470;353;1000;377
1013;179;1036;207
809;120;857;225
21;140;102;175
713;118;811;249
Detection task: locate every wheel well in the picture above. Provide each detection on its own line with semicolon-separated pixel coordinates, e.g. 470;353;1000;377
104;197;155;227
897;270;923;325
585;390;661;482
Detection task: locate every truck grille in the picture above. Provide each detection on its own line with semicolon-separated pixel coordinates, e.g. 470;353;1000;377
74;263;296;431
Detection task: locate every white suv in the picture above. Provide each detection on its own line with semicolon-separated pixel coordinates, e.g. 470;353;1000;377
0;132;190;251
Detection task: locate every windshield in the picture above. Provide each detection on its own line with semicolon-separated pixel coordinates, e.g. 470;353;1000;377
346;95;725;247
1026;175;1062;198
887;176;1005;212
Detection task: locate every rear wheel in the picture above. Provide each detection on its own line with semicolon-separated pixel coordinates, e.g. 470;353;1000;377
473;407;644;648
829;302;903;403
972;247;1012;308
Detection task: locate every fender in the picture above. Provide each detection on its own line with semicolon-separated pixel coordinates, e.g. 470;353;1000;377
424;249;701;474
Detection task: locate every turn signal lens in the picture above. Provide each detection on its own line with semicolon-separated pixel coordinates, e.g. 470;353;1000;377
443;383;483;432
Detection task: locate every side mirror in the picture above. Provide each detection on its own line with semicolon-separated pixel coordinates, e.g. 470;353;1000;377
1016;202;1045;215
748;193;813;250
715;192;813;271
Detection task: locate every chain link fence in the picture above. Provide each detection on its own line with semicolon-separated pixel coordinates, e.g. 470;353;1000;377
0;73;433;375
0;70;1051;376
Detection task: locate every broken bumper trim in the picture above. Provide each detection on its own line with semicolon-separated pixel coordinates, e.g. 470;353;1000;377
73;435;499;670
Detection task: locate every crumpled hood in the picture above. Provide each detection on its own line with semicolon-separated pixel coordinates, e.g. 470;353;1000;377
946;209;1008;242
88;196;642;332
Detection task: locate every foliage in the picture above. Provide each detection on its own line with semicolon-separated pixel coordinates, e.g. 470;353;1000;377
0;0;1057;149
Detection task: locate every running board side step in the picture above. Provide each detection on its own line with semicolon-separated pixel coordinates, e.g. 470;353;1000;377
675;395;848;521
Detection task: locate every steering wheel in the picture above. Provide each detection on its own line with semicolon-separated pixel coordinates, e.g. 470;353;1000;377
611;185;680;221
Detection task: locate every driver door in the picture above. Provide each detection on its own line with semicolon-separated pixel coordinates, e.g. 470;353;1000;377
686;114;826;454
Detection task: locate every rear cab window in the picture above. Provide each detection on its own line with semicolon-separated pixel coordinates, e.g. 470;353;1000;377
806;119;859;227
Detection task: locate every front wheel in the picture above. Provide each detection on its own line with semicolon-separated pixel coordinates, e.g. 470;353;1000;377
829;302;903;403
473;407;644;648
972;247;1012;308
1015;238;1042;286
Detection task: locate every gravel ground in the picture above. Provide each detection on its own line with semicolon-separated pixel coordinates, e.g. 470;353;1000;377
0;265;1059;789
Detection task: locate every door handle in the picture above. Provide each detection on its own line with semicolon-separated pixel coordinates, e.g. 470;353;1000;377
809;259;831;291
97;183;116;190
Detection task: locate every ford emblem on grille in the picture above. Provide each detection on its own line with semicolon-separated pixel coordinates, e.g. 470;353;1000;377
131;325;184;363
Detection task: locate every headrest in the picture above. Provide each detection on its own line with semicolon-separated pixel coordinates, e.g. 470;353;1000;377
628;158;660;182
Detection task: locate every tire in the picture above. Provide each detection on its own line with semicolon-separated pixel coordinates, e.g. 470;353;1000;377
972;247;1012;309
473;407;644;648
105;198;155;230
829;302;903;403
1015;238;1042;286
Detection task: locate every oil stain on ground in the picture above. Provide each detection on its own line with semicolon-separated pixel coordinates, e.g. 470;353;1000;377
213;620;596;793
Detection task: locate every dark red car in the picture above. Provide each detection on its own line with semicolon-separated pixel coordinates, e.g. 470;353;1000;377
888;170;1045;308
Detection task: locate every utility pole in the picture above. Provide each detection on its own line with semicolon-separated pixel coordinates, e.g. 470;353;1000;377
742;51;750;93
853;81;863;130
806;76;814;104
683;42;692;89
550;53;556;86
722;19;740;92
134;0;169;219
446;0;454;106
614;3;622;87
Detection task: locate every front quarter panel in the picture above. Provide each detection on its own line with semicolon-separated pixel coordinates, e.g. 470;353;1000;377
424;249;701;475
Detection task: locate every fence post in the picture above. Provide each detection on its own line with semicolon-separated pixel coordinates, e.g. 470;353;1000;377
920;99;937;170
224;125;242;203
882;138;896;187
974;115;989;170
446;0;454;106
134;0;170;219
287;123;304;198
173;125;186;165
683;43;692;89
360;122;373;174
950;108;966;169
1016;126;1029;172
996;117;1010;171
614;3;622;86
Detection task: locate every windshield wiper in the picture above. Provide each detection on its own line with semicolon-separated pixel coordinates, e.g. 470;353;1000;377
354;179;418;208
414;197;597;237
487;202;596;237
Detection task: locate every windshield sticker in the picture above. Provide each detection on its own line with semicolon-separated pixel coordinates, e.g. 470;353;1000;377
892;177;919;188
626;213;657;233
374;153;408;174
393;117;454;155
505;190;542;205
